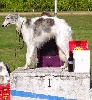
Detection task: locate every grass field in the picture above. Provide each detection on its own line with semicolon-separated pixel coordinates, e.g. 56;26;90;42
0;14;92;76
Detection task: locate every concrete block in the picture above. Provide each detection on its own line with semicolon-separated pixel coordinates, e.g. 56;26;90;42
10;67;90;100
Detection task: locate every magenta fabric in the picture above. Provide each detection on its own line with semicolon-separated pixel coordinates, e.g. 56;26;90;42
37;55;64;67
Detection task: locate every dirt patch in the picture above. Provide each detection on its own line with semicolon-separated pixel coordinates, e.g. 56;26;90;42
1;11;92;16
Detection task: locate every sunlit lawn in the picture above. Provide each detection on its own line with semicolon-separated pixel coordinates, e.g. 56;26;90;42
0;14;92;78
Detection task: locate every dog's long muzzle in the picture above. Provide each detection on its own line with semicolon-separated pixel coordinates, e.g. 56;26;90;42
2;24;4;27
2;23;10;27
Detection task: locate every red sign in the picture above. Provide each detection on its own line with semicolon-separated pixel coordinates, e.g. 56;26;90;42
0;83;10;100
69;40;88;51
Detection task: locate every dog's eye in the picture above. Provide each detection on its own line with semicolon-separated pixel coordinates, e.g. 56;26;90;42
6;18;9;20
5;75;8;77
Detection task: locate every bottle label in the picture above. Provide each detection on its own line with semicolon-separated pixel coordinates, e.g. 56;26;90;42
68;61;73;64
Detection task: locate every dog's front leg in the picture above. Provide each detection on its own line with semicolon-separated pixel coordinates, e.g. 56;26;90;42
25;44;35;69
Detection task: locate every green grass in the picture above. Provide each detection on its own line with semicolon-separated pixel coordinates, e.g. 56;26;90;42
0;15;92;75
0;16;26;71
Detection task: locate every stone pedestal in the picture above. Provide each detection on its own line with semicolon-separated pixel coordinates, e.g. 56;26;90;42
10;67;90;100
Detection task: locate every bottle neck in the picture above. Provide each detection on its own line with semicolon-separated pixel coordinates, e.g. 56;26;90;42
69;51;73;57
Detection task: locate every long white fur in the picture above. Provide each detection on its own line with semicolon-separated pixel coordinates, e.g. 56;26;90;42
2;14;73;69
0;62;10;84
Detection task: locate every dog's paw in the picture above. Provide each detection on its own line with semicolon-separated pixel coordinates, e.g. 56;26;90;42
28;65;35;69
17;66;28;70
60;67;68;71
60;63;68;71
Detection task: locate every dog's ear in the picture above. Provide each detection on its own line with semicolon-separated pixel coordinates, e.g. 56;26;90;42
10;14;19;21
14;14;19;20
3;62;11;76
25;18;32;26
0;62;4;66
5;64;11;76
0;62;4;72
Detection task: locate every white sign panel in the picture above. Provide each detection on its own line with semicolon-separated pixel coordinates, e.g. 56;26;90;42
73;50;90;73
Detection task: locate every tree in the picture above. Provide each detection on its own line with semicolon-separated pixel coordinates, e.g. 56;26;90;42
0;0;92;12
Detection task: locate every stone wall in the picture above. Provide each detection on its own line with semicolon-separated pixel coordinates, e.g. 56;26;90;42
10;67;91;100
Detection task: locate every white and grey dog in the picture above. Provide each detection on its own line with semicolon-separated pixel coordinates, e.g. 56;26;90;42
0;62;11;84
2;14;73;69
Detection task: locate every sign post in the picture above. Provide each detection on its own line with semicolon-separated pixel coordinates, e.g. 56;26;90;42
54;0;57;16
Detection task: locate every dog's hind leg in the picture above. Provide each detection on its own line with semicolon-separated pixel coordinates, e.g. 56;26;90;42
58;49;68;70
56;36;69;70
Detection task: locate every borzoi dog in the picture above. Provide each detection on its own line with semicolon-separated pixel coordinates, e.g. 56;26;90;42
2;14;73;69
0;62;11;84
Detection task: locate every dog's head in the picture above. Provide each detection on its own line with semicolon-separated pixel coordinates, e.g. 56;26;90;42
41;11;52;17
0;62;11;83
2;14;19;27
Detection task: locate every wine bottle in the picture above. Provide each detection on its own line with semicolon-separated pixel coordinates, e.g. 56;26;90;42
68;51;74;72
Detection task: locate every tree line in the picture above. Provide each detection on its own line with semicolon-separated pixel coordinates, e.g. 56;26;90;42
0;0;92;12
